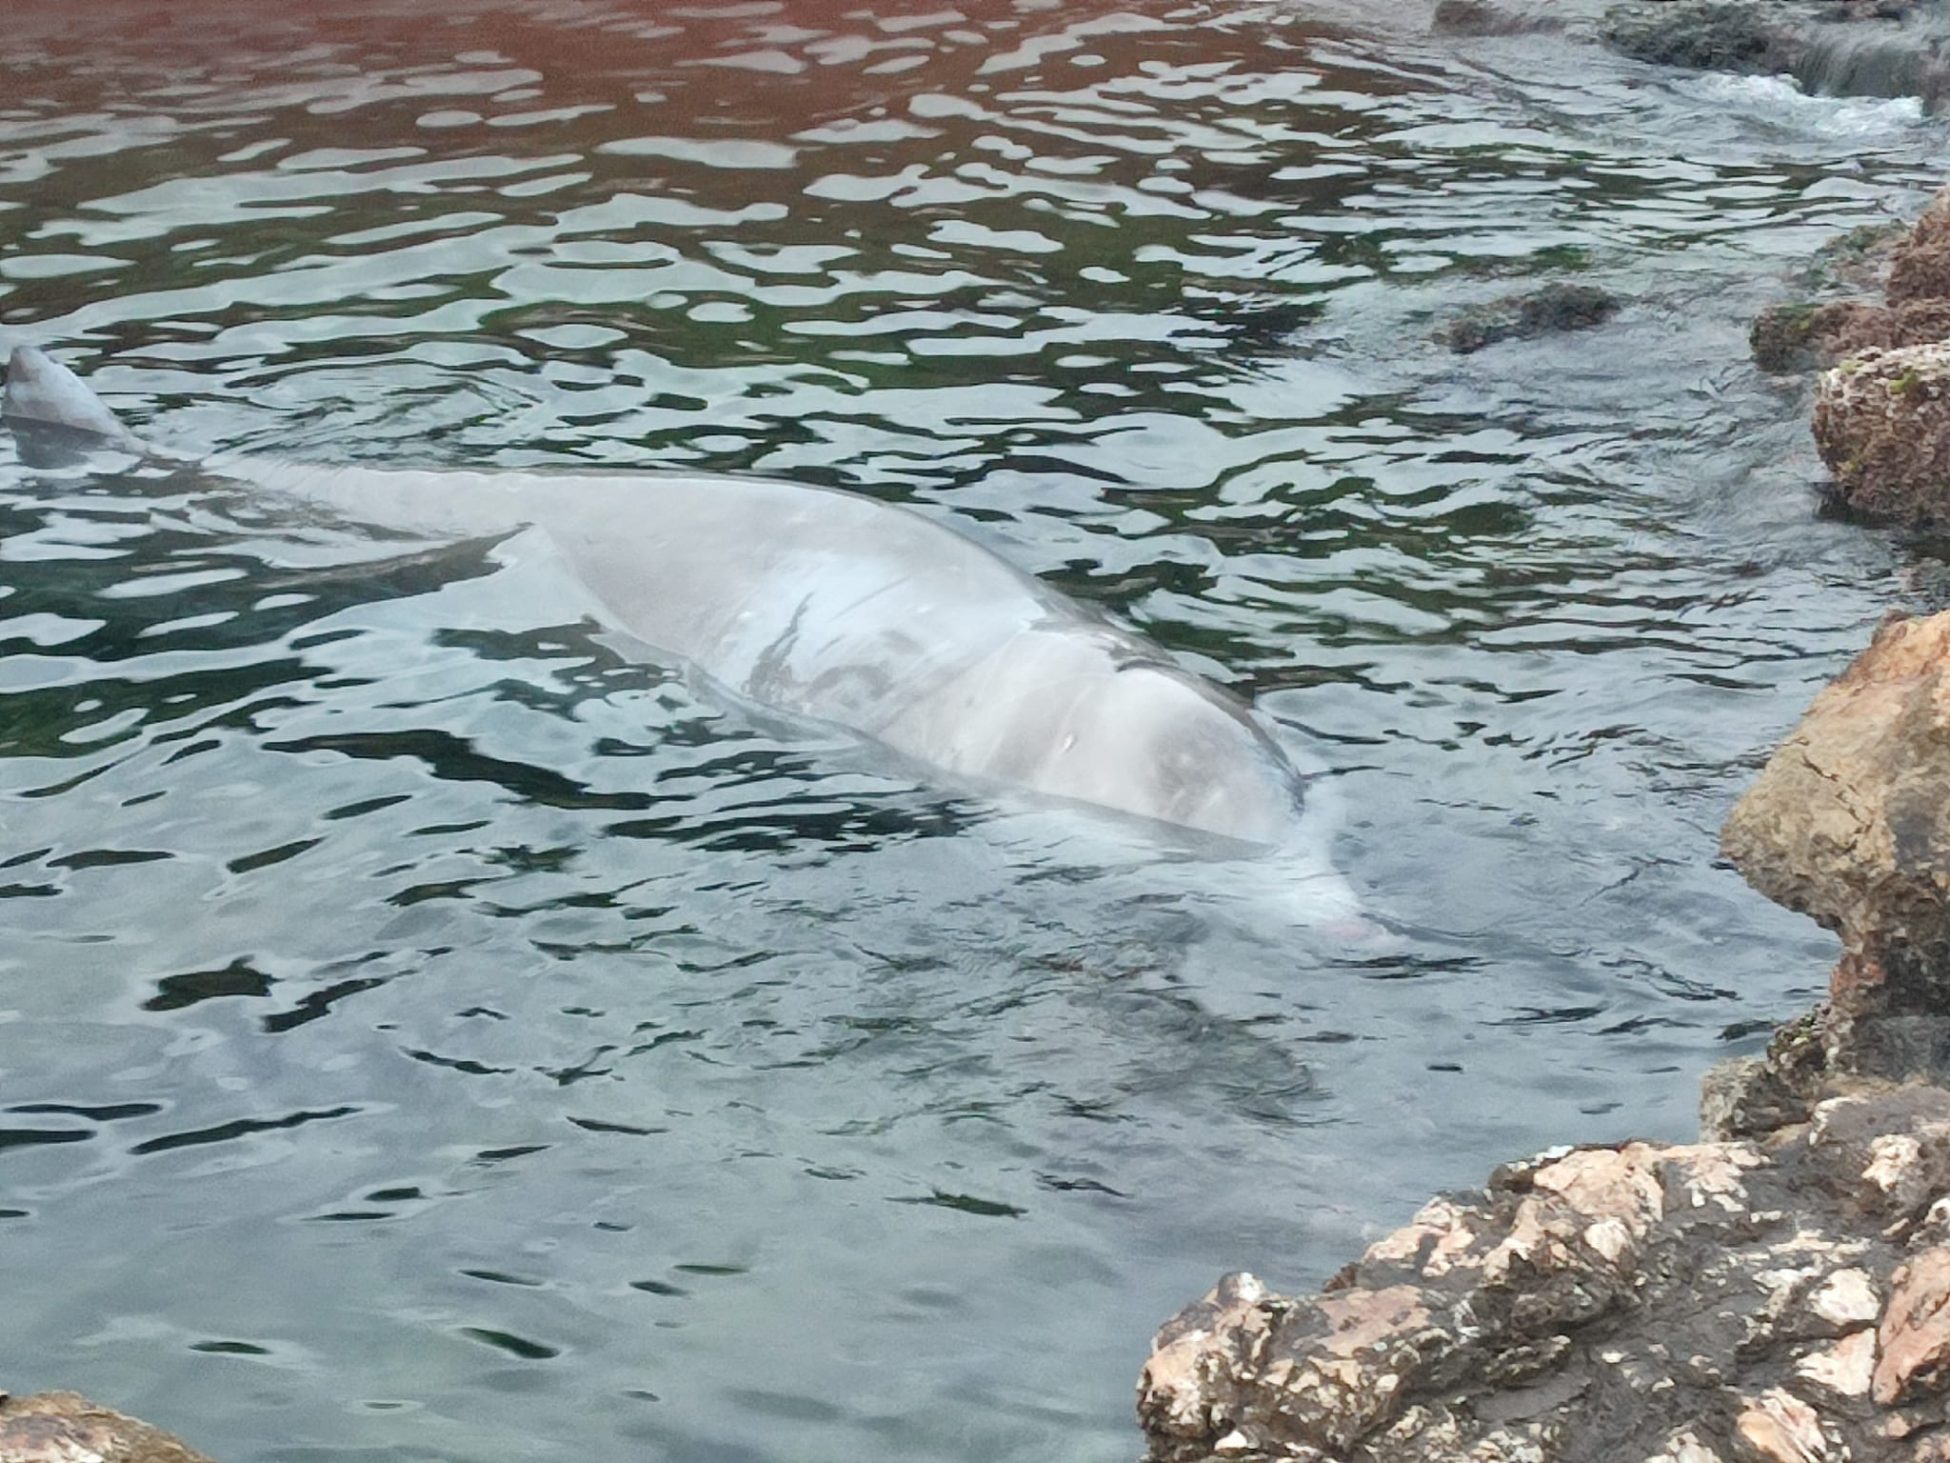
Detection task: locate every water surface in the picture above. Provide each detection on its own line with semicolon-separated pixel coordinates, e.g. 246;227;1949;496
0;3;1937;1459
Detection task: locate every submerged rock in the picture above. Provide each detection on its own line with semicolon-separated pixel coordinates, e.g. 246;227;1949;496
1430;0;1563;36
1812;342;1950;525
1752;298;1950;374
1602;0;1802;72
0;1391;217;1463
1805;220;1916;297
1439;282;1620;354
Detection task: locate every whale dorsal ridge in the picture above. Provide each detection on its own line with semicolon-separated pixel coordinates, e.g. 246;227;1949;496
3;346;142;446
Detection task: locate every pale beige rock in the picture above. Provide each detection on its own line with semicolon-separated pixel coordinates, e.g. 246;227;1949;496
1808;1267;1881;1330
1734;1388;1829;1463
1672;1144;1765;1210
1796;1328;1878;1398
1865;1133;1931;1209
1584;1215;1636;1263
0;1394;215;1463
1650;1434;1727;1463
1139;1092;1950;1462
1722;611;1950;1079
1876;1248;1950;1404
1363;1195;1480;1276
1533;1145;1668;1232
1138;1272;1277;1450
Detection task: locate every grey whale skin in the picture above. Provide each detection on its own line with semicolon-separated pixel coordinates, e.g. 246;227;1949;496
3;346;1351;890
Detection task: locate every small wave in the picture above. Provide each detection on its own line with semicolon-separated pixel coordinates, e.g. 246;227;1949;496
1673;71;1926;135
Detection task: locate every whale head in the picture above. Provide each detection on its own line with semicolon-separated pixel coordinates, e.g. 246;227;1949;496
894;626;1317;851
1066;658;1310;849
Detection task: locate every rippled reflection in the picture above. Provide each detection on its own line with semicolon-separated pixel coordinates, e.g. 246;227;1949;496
0;3;1934;1461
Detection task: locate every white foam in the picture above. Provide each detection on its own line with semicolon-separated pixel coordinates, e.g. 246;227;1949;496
1676;71;1926;136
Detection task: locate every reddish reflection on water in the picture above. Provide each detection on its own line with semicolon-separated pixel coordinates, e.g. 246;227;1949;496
7;0;1330;132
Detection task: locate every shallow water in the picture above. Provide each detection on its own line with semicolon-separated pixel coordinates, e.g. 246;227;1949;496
0;3;1939;1459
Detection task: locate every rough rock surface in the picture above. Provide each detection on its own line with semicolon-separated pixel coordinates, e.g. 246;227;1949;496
1438;283;1620;354
1812;344;1950;525
1723;610;1950;1078
1890;190;1950;306
0;1393;216;1463
1138;1087;1950;1463
1752;183;1950;515
1753;299;1950;375
1751;200;1945;378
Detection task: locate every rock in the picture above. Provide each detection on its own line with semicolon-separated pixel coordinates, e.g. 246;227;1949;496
1796;1328;1877;1399
1752;300;1950;375
1439;282;1620;354
1601;1;1804;73
1700;1014;1829;1139
1722;610;1950;1078
1139;1271;1283;1454
1768;191;1950;366
1595;1;1950;107
1813;345;1950;527
1809;1269;1882;1331
0;1392;216;1463
1889;190;1950;304
1794;5;1950;111
1754;303;1846;375
1431;0;1563;36
1802;221;1914;297
1760;189;1950;380
1135;1089;1950;1462
1876;1249;1950;1405
1733;1388;1830;1463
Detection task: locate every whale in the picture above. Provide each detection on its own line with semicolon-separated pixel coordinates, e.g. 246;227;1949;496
3;345;1354;891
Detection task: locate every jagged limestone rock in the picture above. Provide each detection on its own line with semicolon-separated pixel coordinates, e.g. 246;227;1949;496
0;1392;217;1463
1138;1090;1950;1462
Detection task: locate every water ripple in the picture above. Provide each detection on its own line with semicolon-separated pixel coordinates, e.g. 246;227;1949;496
0;3;1929;1461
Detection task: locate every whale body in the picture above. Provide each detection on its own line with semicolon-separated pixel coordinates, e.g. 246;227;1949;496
3;346;1339;861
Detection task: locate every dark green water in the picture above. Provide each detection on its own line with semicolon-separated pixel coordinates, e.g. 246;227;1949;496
0;3;1938;1459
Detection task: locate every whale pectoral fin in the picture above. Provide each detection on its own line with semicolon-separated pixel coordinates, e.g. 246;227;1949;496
3;346;144;447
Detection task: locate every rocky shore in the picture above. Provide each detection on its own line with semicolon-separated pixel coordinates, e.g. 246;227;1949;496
1134;46;1950;1463
0;1391;215;1463
1139;609;1950;1463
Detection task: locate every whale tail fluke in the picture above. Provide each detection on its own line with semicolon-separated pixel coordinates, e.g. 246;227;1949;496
4;346;143;448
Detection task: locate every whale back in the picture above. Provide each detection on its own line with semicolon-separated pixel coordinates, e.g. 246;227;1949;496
1;345;1332;857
